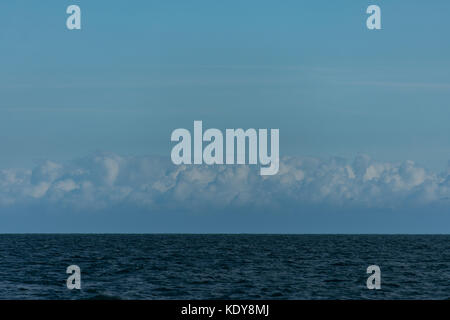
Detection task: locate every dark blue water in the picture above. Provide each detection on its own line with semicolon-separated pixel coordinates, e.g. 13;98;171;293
0;235;449;299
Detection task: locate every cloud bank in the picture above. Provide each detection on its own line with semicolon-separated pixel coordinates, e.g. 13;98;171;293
1;153;450;213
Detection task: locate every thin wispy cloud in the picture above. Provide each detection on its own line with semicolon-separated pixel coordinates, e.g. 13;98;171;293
340;81;450;90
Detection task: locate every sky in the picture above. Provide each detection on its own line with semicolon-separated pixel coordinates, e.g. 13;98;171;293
1;1;450;233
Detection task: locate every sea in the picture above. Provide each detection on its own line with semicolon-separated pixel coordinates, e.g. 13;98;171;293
0;234;448;300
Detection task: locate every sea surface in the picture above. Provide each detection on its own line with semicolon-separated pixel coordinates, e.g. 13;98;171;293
0;234;449;300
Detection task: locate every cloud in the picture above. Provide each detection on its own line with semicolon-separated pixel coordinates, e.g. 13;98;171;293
1;153;450;213
342;81;450;90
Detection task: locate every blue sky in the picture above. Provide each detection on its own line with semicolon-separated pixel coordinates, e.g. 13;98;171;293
1;1;450;232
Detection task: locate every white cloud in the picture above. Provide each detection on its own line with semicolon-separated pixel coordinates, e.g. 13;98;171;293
0;153;449;212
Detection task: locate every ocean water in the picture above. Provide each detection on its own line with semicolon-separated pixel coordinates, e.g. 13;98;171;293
0;234;449;300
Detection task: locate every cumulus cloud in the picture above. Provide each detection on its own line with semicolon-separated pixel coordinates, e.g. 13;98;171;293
1;153;450;212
